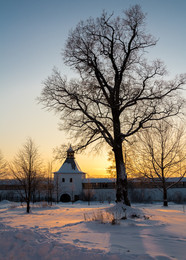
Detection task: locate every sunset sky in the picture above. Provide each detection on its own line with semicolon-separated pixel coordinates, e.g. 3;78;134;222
1;0;186;177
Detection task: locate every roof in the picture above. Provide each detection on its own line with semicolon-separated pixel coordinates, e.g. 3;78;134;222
83;178;116;183
67;145;74;153
54;158;84;174
82;177;186;184
130;177;186;183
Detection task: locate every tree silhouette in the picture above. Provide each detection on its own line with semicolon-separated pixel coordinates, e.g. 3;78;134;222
134;120;186;206
10;138;43;213
39;5;186;205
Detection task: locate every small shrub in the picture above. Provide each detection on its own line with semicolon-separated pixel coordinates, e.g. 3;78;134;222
41;201;48;208
107;196;112;204
9;203;18;209
173;192;183;204
130;214;140;219
84;209;120;224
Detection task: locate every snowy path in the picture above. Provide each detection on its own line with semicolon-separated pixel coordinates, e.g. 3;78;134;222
0;201;185;260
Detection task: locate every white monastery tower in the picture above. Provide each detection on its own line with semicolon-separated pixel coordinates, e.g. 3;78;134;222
54;146;86;202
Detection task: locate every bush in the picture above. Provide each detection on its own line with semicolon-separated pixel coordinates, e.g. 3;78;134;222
84;207;127;225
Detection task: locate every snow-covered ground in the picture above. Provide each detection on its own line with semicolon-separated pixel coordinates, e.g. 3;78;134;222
0;201;185;260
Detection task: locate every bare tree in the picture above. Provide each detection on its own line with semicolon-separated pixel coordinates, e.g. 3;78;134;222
83;179;94;205
10;138;42;213
54;173;60;203
39;5;186;206
134;120;186;206
0;151;7;178
46;161;54;205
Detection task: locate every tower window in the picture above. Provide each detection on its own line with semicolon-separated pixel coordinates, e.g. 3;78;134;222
62;178;65;182
70;178;73;183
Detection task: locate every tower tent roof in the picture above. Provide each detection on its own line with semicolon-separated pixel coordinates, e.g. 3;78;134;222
67;145;74;153
55;145;85;174
55;157;84;174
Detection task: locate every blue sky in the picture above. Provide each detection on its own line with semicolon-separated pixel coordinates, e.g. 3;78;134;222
0;0;186;176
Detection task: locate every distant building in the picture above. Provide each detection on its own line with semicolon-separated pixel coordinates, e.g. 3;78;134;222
54;146;86;202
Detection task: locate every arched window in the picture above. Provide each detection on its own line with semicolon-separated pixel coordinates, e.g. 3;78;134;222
62;178;65;182
70;178;73;183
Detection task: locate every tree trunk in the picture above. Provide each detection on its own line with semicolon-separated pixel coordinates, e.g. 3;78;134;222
112;106;131;206
114;143;131;206
26;200;30;213
162;170;168;206
163;186;168;207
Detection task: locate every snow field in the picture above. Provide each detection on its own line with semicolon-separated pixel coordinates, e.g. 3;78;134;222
0;201;185;260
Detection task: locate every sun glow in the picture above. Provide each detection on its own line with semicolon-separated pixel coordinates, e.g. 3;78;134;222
72;152;110;178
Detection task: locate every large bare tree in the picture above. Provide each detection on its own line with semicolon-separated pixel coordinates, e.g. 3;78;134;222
134;120;186;206
10;138;42;213
39;5;186;206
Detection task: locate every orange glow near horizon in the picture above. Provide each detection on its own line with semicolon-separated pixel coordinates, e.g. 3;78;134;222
53;158;109;178
69;152;110;178
2;143;110;179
